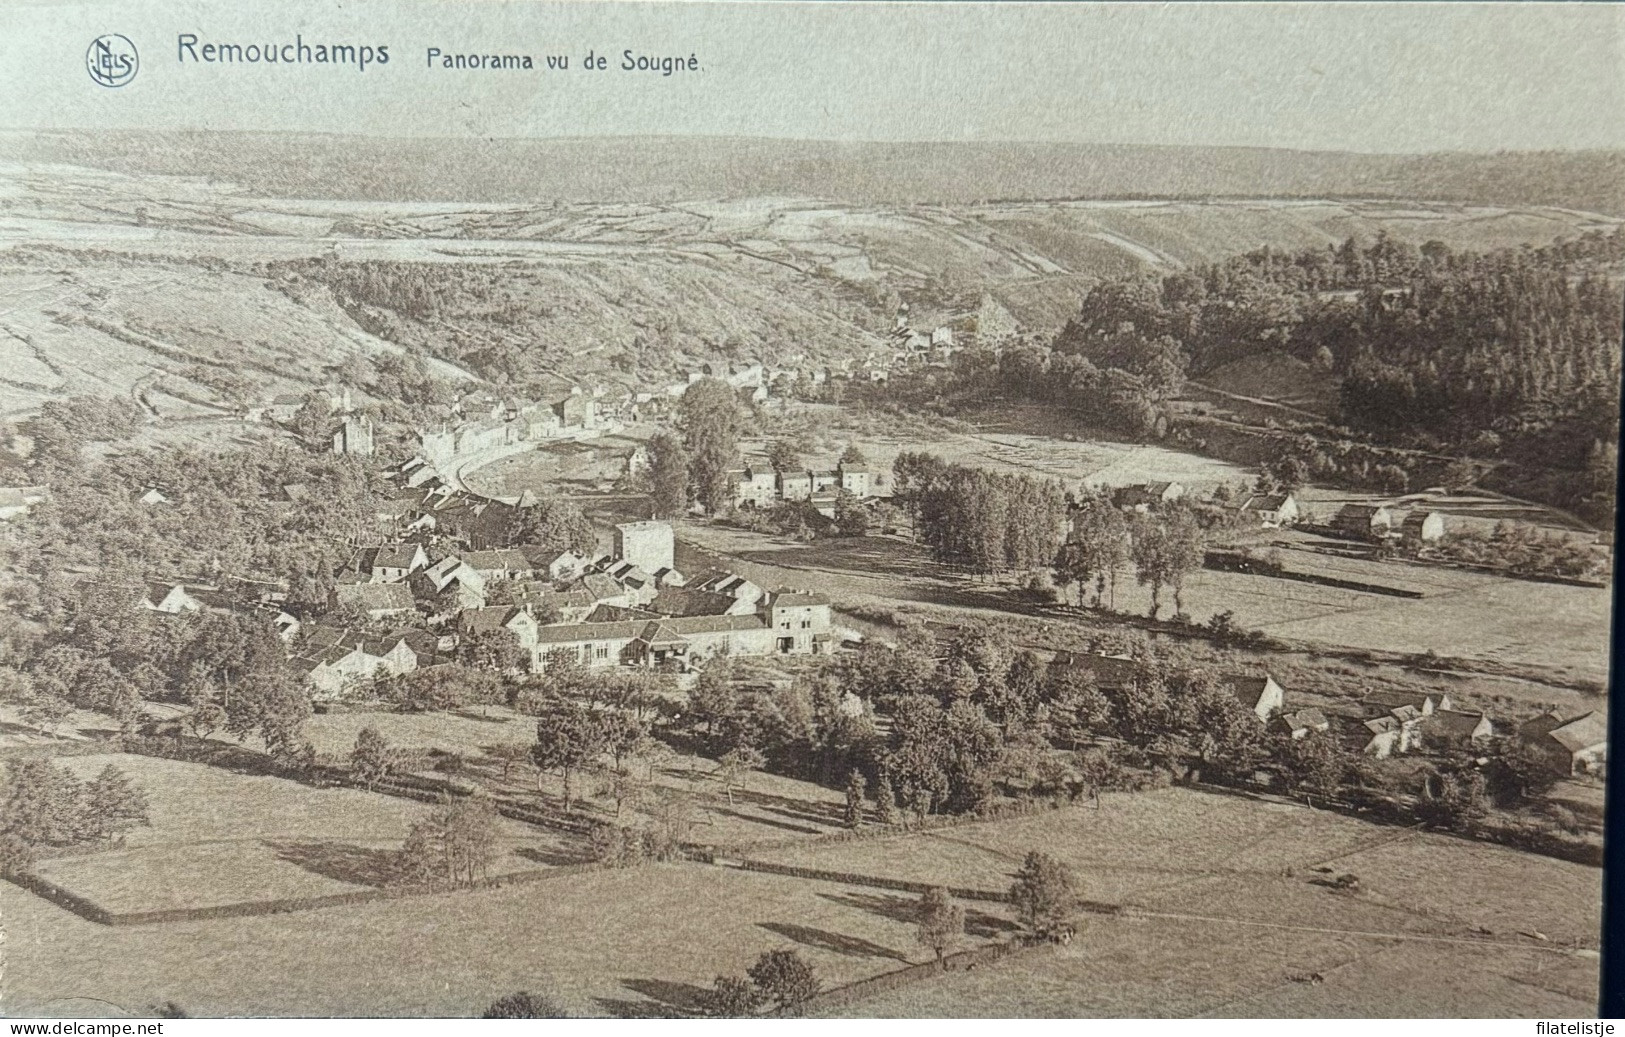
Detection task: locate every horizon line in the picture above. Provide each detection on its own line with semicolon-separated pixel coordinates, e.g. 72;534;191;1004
3;126;1623;160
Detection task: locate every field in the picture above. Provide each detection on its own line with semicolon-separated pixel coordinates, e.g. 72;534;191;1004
27;754;581;916
753;788;1601;1017
1;861;945;1018
302;706;856;850
2;153;1617;422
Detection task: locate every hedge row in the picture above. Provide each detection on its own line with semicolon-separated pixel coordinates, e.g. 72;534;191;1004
9;859;606;928
771;938;1058;1017
725;793;1076;856
730;858;1009;903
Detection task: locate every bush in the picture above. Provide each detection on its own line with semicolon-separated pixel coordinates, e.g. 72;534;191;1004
700;975;763;1018
589;823;649;868
747;949;821;1011
481;991;568;1018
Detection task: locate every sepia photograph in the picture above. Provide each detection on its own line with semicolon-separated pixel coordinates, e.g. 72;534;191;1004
0;0;1617;1020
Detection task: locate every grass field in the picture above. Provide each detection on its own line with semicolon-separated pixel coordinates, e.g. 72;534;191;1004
28;754;581;916
755;787;1600;1017
2;862;946;1018
303;706;854;849
675;511;1613;689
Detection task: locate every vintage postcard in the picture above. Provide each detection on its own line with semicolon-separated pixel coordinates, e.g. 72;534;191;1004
0;0;1616;1020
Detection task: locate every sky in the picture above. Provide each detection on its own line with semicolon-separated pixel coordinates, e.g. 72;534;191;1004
2;1;1623;153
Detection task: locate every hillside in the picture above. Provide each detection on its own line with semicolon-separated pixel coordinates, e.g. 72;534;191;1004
0;157;1618;420
5;131;1625;215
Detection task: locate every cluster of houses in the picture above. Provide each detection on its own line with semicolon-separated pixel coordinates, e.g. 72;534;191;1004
1047;650;1604;776
138;514;836;702
726;461;881;515
310;507;833;698
1109;480;1449;543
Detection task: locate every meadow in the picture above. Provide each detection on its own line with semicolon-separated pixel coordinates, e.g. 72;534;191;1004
29;753;580;916
1;861;946;1018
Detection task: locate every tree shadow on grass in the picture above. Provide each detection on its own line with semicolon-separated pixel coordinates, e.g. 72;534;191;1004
758;920;909;961
515;845;594;867
593;977;710;1018
817;890;1017;939
452;710;516;726
266;839;400;887
712;808;822;836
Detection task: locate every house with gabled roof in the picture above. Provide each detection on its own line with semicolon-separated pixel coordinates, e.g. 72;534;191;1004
1399;510;1446;543
1048;651;1141;692
139;581;220;615
1238;493;1299;528
330;582;416;620
688;570;765;608
348;544;429;584
1115;482;1185;512
457;606;541;659
1274;707;1330;740
1333;503;1395;540
1429;709;1494;745
292;626;420;699
464;549;535;583
1220;673;1285;721
1361;689;1452;717
1520;711;1607;776
523;546;592;582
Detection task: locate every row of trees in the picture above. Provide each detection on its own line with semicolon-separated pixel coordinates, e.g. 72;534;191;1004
1;759;150;873
891;453;1070;577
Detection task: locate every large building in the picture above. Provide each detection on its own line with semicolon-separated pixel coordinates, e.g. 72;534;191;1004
613;520;674;576
332;415;376;457
530;586;833;671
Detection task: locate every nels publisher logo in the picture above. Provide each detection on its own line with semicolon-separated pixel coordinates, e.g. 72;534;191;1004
87;34;138;87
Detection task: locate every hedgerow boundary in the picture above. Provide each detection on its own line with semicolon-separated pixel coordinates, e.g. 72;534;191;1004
3;859;601;928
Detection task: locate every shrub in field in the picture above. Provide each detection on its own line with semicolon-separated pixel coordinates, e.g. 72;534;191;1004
589;823;649;868
395;792;501;889
482;991;568;1018
748;949;821;1011
916;886;966;962
700;975;763;1018
1009;850;1077;938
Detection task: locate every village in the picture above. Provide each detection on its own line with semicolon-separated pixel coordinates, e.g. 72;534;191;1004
0;103;1616;1017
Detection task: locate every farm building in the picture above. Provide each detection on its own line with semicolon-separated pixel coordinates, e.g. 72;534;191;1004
1115;482;1185;512
1349;714;1422;758
530;588;833;672
346;544;430;584
1220;673;1285;720
1238;493;1299;527
1361;689;1452;716
292;627;422;699
728;466;779;509
1429;709;1494;744
138;582;224;615
1519;711;1608;776
330;582;416;620
1275;707;1330;739
463;548;535;582
1332;503;1395;540
1400;510;1446;543
1049;651;1142;692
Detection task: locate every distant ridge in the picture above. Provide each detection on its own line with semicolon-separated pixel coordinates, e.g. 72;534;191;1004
4;130;1623;215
